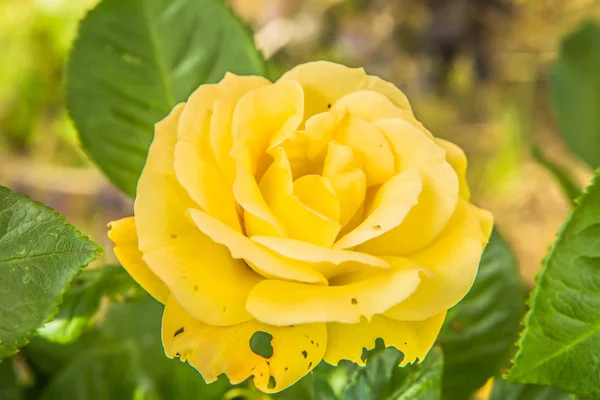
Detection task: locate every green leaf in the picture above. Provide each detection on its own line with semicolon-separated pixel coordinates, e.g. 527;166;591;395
531;145;581;204
66;0;266;196
342;345;444;400
506;170;600;398
35;296;232;400
550;21;600;169
389;347;444;400
439;230;525;400
37;265;144;344
0;186;102;359
0;359;25;400
490;379;572;400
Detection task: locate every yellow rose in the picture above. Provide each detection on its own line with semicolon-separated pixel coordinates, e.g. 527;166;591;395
108;61;492;393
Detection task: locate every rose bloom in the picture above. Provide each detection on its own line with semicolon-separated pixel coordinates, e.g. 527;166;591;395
108;61;492;393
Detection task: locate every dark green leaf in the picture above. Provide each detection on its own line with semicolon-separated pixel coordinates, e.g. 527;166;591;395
550;21;600;169
67;0;266;196
342;345;444;400
390;347;444;400
0;186;102;359
37;265;144;344
0;359;25;400
35;296;232;400
506;170;600;398
531;145;581;204
490;379;572;400
440;230;525;400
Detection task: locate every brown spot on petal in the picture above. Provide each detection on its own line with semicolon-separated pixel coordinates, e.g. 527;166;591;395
173;327;184;337
302;350;308;359
351;298;358;305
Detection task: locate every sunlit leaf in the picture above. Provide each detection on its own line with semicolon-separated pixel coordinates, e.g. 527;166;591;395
66;0;265;196
506;170;600;398
0;186;102;359
37;265;144;344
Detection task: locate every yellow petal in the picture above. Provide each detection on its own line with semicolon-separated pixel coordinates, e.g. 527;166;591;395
375;118;446;172
188;208;326;284
329;169;367;228
209;74;271;187
334;169;422;250
231;80;304;237
135;104;260;326
279;61;411;119
435;138;471;200
335;115;395;186
323;312;446;366
250;235;389;279
293;175;340;223
107;217;169;304
384;200;489;321
322;140;357;177
332;90;412;121
175;87;240;230
260;148;341;247
162;295;327;393
246;259;423;325
358;119;459;255
278;111;343;178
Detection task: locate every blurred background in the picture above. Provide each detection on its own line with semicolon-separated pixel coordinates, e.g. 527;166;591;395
1;0;599;285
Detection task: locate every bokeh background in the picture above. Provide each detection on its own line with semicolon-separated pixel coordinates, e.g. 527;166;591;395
1;0;600;285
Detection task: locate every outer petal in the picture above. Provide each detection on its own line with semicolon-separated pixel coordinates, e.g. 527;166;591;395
135;104;261;326
175;86;240;230
332;90;411;122
332;90;433;138
188;208;326;284
246;258;423;326
384;200;490;321
334;169;422;250
107;217;169;303
435;138;471;200
279;61;411;119
162;296;326;393
323;312;446;366
250;236;389;279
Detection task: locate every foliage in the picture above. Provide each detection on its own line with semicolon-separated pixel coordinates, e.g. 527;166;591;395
0;186;102;360
439;231;524;400
506;170;600;398
66;0;265;196
490;379;572;400
550;21;600;169
2;0;600;399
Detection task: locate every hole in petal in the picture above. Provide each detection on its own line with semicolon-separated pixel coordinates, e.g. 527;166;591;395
302;350;308;359
351;298;358;305
268;376;277;389
249;331;274;359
